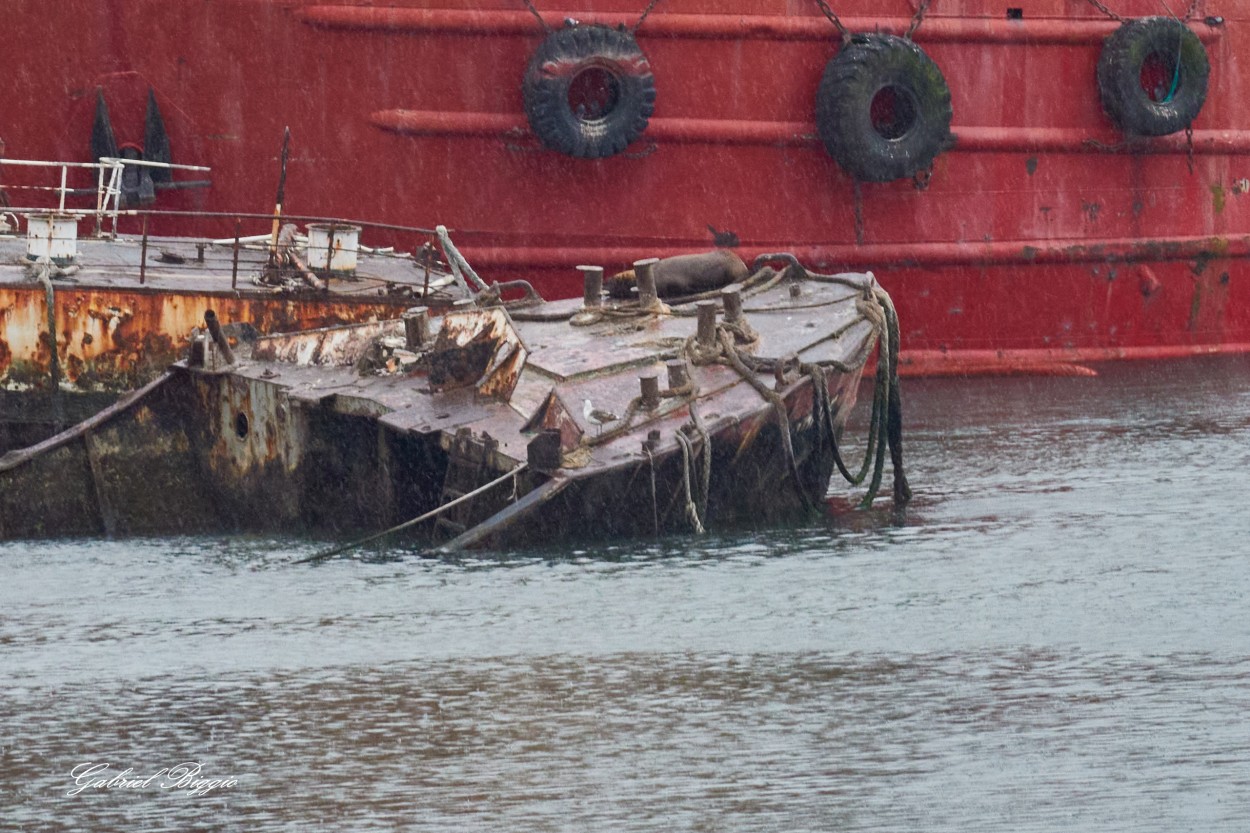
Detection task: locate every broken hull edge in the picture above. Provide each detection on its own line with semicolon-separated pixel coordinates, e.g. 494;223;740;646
0;364;868;547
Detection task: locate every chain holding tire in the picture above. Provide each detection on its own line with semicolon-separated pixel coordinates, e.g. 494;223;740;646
519;0;666;34
905;0;933;39
815;0;932;41
634;0;665;32
1085;0;1124;21
520;0;552;33
1086;0;1203;21
813;0;852;43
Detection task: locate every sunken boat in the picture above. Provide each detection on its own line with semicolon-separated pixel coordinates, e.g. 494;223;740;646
0;156;474;451
0;252;909;550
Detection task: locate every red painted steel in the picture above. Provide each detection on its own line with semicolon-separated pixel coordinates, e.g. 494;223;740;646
4;0;1248;373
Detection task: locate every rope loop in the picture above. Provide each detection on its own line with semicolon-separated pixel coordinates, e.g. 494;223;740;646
676;427;709;533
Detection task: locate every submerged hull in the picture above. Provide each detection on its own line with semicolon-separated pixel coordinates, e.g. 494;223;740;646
0;265;905;546
5;1;1249;372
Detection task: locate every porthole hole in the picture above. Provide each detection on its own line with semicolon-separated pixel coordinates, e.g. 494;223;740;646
1140;51;1179;102
235;412;250;439
568;66;620;122
870;85;918;141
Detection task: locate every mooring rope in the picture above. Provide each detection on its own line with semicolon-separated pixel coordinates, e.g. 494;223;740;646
676;429;706;534
296;463;527;564
679;281;910;510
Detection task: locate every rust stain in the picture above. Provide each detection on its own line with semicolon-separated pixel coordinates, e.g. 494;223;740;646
1;284;409;393
427;308;526;400
1211;183;1226;214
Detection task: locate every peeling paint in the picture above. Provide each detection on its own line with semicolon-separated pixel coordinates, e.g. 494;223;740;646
1211;183;1226;214
0;286;411;394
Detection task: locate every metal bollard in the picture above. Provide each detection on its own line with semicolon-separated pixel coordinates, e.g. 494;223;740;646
203;309;235;365
402;306;430;350
666;360;689;390
578;265;604;309
634;257;660;308
639;373;661;410
721;283;744;323
696;300;718;348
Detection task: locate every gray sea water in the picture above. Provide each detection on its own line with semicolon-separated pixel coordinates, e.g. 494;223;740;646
2;356;1249;832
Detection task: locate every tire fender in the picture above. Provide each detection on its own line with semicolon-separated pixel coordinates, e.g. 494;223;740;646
1097;16;1209;137
814;34;953;183
522;24;657;159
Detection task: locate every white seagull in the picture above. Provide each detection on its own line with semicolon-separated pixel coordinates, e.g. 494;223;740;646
583;398;619;435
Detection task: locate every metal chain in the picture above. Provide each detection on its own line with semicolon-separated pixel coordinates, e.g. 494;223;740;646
633;0;665;32
520;0;552;33
521;0;667;35
904;0;932;39
1085;0;1125;21
1087;0;1200;22
813;0;851;42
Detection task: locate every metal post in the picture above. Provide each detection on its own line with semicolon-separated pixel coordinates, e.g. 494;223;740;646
634;257;659;308
579;265;604;309
231;218;241;289
326;222;336;274
696;300;718;347
402;306;430;350
667;360;689;390
204;310;235;365
640;373;661;410
721;283;743;322
139;214;149;285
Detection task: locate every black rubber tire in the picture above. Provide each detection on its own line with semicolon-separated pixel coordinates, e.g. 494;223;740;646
1097;17;1209;137
815;34;953;183
523;25;656;159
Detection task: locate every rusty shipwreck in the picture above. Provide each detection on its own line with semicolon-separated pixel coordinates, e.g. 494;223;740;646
0;156;483;451
0;254;909;550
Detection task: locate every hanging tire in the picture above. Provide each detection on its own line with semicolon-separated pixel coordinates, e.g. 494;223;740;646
814;34;953;183
1097;17;1209;137
523;24;656;159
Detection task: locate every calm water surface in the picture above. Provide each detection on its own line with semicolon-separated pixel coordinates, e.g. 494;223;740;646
2;357;1249;831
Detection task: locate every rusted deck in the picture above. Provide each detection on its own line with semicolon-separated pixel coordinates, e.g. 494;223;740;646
0;222;462;449
0;260;908;548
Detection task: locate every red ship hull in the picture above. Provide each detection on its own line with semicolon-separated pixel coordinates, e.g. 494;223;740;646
6;0;1248;374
